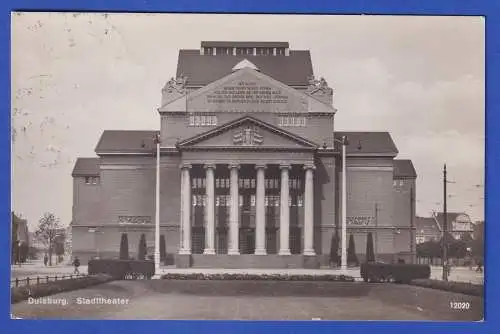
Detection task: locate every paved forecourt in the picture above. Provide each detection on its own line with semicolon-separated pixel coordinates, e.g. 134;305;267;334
11;279;482;320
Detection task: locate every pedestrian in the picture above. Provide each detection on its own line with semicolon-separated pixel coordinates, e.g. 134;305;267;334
43;254;48;267
72;256;80;275
476;258;483;273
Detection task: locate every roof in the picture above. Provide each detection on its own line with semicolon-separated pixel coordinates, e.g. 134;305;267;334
95;130;158;155
334;132;399;156
393;159;417;178
434;212;473;231
201;41;289;48
72;158;100;176
416;216;441;235
176;50;313;87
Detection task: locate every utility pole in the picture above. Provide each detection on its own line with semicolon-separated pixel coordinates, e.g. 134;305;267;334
154;132;161;272
341;136;348;272
410;186;415;264
442;164;448;281
374;202;379;258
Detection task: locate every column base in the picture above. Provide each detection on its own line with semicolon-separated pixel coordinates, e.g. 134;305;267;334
254;248;267;255
303;249;316;256
278;249;292;256
178;249;192;255
228;249;240;255
203;248;216;255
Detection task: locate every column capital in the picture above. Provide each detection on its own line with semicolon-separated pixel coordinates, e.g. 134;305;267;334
204;163;217;170
179;163;192;170
303;163;316;170
255;163;267;170
279;163;292;170
228;163;240;170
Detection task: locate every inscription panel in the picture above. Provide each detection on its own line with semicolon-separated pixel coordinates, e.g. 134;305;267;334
188;71;309;113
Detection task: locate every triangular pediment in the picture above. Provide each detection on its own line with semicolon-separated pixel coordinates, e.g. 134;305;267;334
159;67;335;113
178;116;318;150
232;59;259;72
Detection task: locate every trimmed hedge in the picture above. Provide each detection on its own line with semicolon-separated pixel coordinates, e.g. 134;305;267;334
161;273;355;282
11;274;113;304
411;279;483;297
88;259;155;279
360;263;430;283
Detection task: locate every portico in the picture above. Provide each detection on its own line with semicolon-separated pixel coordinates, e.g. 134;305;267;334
175;116;318;258
177;161;316;257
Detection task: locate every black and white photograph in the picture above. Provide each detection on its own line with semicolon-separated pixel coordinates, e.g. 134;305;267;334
11;13;484;320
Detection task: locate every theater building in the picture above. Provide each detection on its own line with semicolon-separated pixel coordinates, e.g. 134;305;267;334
71;41;417;267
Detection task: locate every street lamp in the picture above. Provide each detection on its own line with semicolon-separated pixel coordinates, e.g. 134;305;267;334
154;132;161;272
334;135;349;272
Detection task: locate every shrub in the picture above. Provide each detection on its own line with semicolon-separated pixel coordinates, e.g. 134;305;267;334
365;232;375;263
88;259;155;279
160;235;166;262
161;273;355;282
410;279;483;297
138;234;147;260
119;233;129;260
347;234;358;266
11;274;113;304
360;263;430;283
330;230;339;266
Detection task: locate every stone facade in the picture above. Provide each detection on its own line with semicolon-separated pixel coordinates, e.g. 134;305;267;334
71;41;417;267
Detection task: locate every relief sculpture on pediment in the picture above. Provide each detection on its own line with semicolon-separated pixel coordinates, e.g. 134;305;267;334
233;126;264;146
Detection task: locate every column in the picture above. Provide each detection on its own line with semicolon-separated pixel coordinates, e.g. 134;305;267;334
179;163;192;254
228;163;240;255
255;164;267;255
303;163;316;256
204;164;216;254
279;164;291;255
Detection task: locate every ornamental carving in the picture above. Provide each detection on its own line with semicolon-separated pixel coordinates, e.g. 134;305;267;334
118;216;152;225
161;74;189;106
347;216;375;226
306;75;333;105
233;126;264;146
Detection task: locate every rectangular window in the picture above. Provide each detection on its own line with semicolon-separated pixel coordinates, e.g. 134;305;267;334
92;177;99;184
276;48;285;55
265;196;269;207
251;195;256;207
201;115;206;126
194;116;200;126
393;180;397;187
85;177;91;184
205;47;213;55
189;116;195;126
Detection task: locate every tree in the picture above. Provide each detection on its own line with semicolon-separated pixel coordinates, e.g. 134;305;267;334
365;232;375;263
160;234;166;262
138;234;147;260
34;212;62;266
347;234;358;266
11;212;20;263
330;230;339;266
119;233;129;260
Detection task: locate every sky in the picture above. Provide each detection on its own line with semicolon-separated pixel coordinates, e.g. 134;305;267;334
11;13;485;231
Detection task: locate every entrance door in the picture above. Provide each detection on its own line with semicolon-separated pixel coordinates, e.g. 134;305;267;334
239;228;255;254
